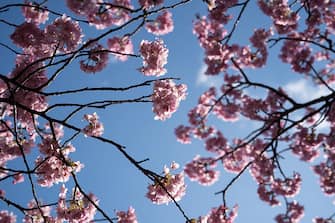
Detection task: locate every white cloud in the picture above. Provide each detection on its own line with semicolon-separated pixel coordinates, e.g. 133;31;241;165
283;78;334;102
284;78;333;132
195;64;222;88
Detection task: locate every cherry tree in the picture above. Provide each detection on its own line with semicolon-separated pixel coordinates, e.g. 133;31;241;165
0;0;335;222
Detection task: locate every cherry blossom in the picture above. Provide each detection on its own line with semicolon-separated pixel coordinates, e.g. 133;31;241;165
80;41;109;73
36;138;83;187
0;210;16;223
83;112;104;137
66;0;98;16
175;125;193;144
21;1;49;25
107;36;134;61
206;204;238;223
145;10;174;36
116;207;138;223
146;163;186;205
275;201;304;223
45;15;82;53
10;22;44;49
152;79;187;121
23;200;53;223
57;185;97;222
139;0;164;9
184;155;219;186
139;39;168;76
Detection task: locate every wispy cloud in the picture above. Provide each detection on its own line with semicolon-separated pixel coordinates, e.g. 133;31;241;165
196;64;222;88
284;78;334;131
283;78;333;102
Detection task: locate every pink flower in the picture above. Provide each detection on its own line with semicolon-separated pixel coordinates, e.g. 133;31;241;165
36;140;83;187
57;185;98;222
139;39;168;76
45;15;82;53
83;112;104;137
206;205;238;223
0;210;16;223
12;173;24;184
139;0;164;9
184;155;219;186
313;148;335;195
23;200;53;223
152;80;187;120
22;1;49;24
272;173;302;197
146;164;186;205
90;0;133;29
146;11;174;36
107;36;134;61
116;207;138;223
10;22;44;48
80;41;109;73
205;131;228;155
275;201;304;223
175;125;193;144
66;0;98;16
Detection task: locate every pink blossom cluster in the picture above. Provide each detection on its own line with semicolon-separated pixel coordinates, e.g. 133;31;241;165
139;0;164;9
107;36;134;61
66;0;133;29
199;204;238;223
184;155;219;186
0;121;34;179
258;0;299;34
6;55;48;132
313;147;335;195
57;185;98;222
83;112;104;137
152;79;187;121
23;200;53;223
279;33;314;74
290;126;324;162
145;11;174;36
80;41;109;73
146;163;186;205
116;206;138;223
22;1;49;24
45;15;83;53
36;136;83;187
0;210;16;223
139;39;169;76
274;201;304;223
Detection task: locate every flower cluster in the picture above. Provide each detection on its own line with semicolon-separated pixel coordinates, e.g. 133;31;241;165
45;15;83;53
36;136;83;187
0;210;16;223
23;200;53;223
139;39;168;76
274;201;304;223
145;10;174;36
22;1;49;24
152;80;187;121
66;0;133;29
116;207;138;223
202;205;238;223
80;41;109;73
146;162;186;205
57;185;98;222
83;112;104;137
184;155;219;186
313;147;335;195
139;0;164;9
107;36;134;61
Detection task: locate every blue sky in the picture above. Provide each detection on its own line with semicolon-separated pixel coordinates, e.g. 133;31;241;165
0;0;334;222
